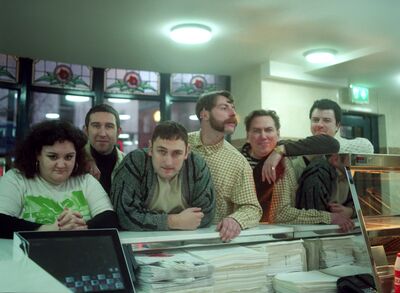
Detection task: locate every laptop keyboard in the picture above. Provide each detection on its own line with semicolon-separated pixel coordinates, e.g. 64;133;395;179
64;267;124;292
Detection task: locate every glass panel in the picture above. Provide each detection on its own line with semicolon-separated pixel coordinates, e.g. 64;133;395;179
32;60;92;90
105;98;160;153
344;154;400;292
104;69;160;95
29;92;93;129
353;172;399;217
170;73;228;97
0;54;18;83
0;88;18;156
170;101;199;133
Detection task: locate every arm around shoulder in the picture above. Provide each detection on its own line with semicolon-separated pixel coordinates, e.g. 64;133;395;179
282;134;340;156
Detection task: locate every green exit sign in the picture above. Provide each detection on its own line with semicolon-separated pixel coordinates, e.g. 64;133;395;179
351;85;369;104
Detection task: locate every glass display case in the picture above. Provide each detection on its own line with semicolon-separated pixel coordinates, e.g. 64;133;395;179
344;153;400;293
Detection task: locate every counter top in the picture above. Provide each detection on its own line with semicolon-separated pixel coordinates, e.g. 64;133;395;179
119;223;294;244
0;239;70;292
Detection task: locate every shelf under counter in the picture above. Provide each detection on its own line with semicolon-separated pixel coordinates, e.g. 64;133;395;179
364;215;400;237
119;224;294;252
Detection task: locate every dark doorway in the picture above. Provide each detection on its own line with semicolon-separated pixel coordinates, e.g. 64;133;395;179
340;112;380;153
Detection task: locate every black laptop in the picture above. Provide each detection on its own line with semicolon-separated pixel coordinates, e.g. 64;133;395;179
15;229;135;293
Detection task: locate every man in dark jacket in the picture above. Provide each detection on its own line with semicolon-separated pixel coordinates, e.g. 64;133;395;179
111;121;215;231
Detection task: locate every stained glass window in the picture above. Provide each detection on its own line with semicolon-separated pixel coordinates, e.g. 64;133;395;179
105;69;160;95
170;102;199;133
170;73;229;97
32;60;92;90
29;92;93;128
104;98;160;153
0;88;18;155
0;54;18;83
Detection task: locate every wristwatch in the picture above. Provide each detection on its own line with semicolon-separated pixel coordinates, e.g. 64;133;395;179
274;145;285;156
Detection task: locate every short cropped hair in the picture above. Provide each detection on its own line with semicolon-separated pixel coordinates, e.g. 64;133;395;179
14;120;88;178
195;90;234;120
85;104;120;129
309;99;342;124
244;109;281;132
151;121;188;147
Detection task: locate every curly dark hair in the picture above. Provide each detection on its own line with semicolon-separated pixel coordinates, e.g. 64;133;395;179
14;120;88;178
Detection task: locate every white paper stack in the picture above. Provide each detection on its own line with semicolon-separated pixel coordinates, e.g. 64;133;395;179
352;235;371;266
135;250;214;293
321;264;372;277
273;271;338;293
319;236;355;268
247;240;307;275
302;239;321;271
187;245;270;293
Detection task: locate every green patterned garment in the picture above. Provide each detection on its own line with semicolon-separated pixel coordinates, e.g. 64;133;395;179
22;191;91;224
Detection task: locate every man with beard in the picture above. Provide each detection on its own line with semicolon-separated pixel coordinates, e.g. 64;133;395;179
188;90;262;242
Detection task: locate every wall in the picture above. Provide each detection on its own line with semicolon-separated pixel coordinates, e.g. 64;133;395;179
260;80;339;139
231;71;400;154
231;65;263;141
375;88;400;153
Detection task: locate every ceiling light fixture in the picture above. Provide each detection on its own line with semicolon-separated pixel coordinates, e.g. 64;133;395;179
119;114;131;120
108;98;130;104
65;95;90;103
153;110;161;122
189;114;199;121
170;24;212;44
118;133;130;139
303;49;337;64
45;113;60;119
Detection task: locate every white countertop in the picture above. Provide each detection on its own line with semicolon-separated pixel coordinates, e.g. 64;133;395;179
119;223;294;244
0;222;357;292
0;239;70;292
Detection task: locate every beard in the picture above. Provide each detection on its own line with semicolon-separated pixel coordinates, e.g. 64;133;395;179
209;115;237;133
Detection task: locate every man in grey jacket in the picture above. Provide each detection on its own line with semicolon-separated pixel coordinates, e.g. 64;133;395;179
111;121;215;231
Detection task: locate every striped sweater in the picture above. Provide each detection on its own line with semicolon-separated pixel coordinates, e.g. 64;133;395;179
110;149;215;231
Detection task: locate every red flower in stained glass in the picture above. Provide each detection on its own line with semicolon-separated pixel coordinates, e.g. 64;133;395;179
190;75;207;92
127;75;138;86
54;65;73;83
58;69;69;80
194;79;204;89
124;72;141;89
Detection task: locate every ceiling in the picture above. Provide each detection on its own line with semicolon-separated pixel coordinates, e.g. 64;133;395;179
1;0;400;89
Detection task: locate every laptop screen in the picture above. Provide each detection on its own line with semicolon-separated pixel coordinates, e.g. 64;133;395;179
16;229;135;293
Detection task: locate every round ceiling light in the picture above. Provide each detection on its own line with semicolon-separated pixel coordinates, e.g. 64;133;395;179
65;95;90;103
303;49;337;64
170;24;212;44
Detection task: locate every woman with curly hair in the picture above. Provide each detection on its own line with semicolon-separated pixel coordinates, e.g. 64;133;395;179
0;120;118;238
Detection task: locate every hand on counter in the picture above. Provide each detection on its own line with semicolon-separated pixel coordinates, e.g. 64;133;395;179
37;208;87;232
216;217;241;242
168;207;204;230
57;208;87;230
328;203;353;218
331;212;355;233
